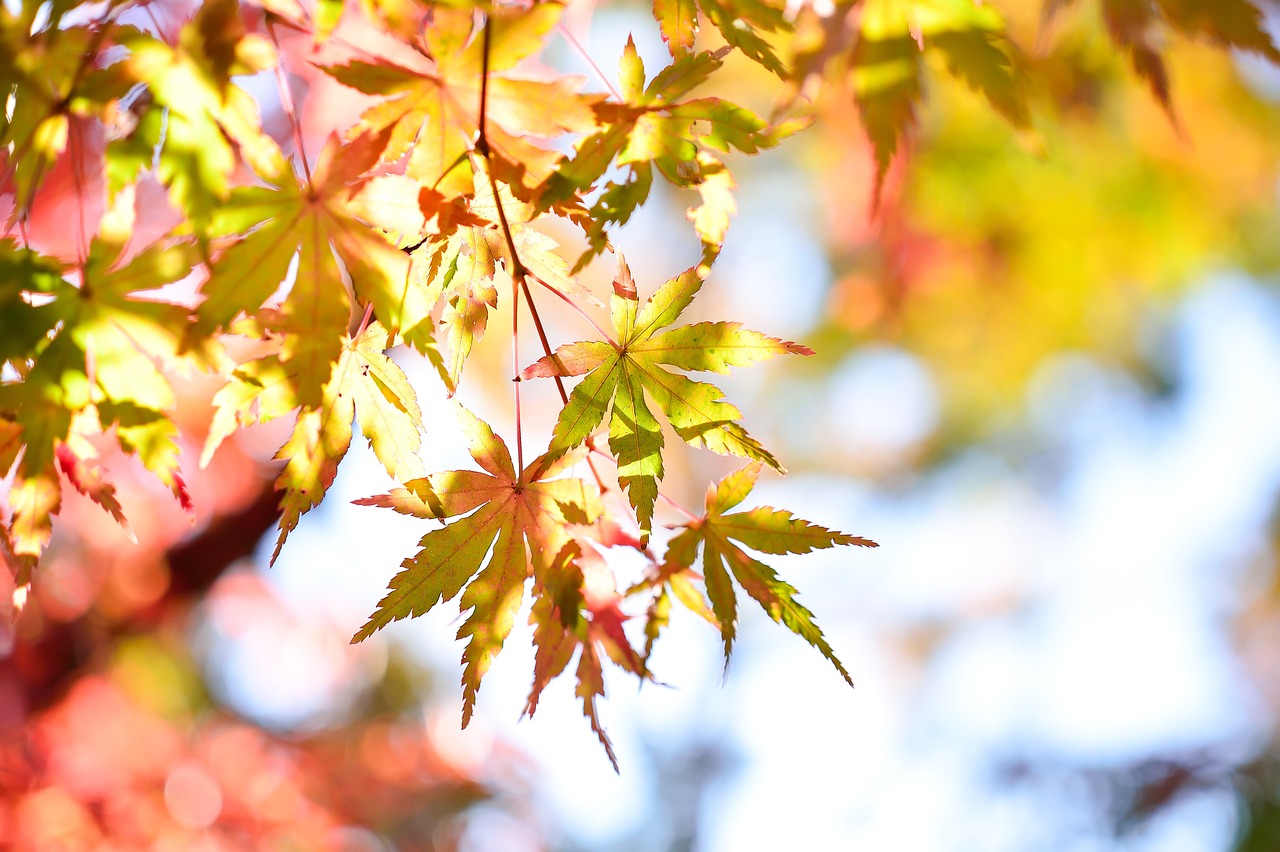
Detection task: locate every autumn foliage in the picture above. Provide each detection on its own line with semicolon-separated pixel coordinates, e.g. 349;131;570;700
3;0;1279;775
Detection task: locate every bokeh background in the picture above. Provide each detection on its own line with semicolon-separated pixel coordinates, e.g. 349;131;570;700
6;0;1280;849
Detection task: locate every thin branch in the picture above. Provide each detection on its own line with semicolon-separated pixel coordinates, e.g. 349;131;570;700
658;491;701;523
69;117;89;263
471;14;612;490
267;22;313;187
530;270;615;344
557;22;622;102
354;300;375;339
475;16;524;472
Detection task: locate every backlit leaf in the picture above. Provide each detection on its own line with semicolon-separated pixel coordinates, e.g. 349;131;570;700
656;463;876;683
354;405;600;725
520;260;809;538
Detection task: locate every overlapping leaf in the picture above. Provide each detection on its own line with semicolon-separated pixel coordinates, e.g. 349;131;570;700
547;41;802;266
1044;0;1280;119
788;0;1029;200
320;2;601;201
0;11;130;215
353;404;600;724
651;0;788;76
193;129;439;408
525;519;649;770
652;462;876;682
519;258;810;538
369;171;597;393
0;198;204;573
109;0;280;236
204;321;429;563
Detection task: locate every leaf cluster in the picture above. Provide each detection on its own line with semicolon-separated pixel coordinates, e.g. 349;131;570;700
2;0;1274;764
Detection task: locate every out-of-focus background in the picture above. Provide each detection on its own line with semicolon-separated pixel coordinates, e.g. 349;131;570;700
6;1;1280;849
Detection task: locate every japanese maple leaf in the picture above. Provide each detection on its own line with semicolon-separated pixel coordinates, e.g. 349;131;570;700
203;322;429;563
0;15;132;215
110;0;281;235
545;42;801;265
1044;0;1280;120
524;518;649;770
839;2;1028;200
192;128;437;409
518;257;810;539
378;172;599;393
657;463;877;684
0;191;204;565
352;404;600;725
320;2;601;200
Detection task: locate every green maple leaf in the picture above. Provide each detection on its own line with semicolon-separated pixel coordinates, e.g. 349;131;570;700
0;195;207;521
844;0;1029;200
0;239;65;365
110;0;280;235
0;14;132;213
194;129;440;409
658;462;876;683
547;42;801;266
352;404;600;726
519;258;810;538
260;321;429;562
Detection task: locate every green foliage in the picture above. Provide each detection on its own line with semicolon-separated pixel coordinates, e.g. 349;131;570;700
519;258;810;538
1;0;1274;766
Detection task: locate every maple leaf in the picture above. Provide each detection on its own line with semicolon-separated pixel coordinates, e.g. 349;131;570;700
654;0;699;56
55;430;130;537
437;230;499;390
4;468;60;585
193;129;440;408
0;14;131;215
1045;0;1280;120
0;239;65;365
109;0;280;236
700;0;789;76
656;462;876;683
352;404;600;726
524;518;650;770
320;2;602;200
391;172;597;392
547;42;800;267
201;355;298;468
846;0;1029;201
266;321;428;562
0;192;206;517
519;258;811;539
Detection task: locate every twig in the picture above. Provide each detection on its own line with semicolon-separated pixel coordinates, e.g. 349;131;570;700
474;17;524;472
556;22;622;102
473;14;613;490
267;22;313;187
528;270;615;345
